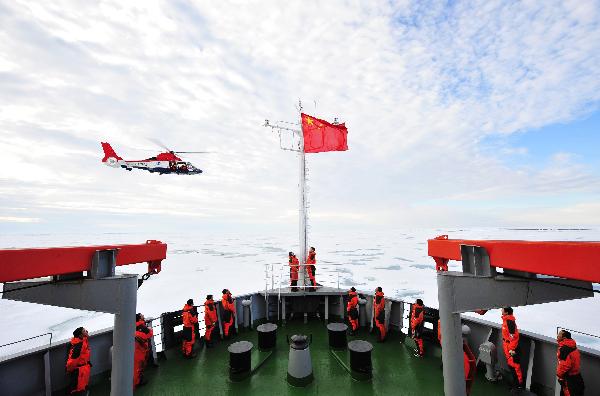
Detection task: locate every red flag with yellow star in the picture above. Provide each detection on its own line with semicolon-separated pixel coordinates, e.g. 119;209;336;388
301;113;348;153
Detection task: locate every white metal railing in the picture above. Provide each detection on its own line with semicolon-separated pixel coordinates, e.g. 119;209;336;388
264;263;344;294
556;326;600;350
263;262;345;321
0;332;53;360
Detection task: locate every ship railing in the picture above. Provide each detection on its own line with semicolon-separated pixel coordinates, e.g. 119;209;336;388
0;332;53;360
556;326;600;349
264;262;348;321
264;263;344;293
144;307;206;354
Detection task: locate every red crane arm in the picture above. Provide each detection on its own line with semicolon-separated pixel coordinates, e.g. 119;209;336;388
428;236;600;283
0;240;167;283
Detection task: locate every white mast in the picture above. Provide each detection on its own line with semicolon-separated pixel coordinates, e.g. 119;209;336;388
264;100;308;288
297;103;308;288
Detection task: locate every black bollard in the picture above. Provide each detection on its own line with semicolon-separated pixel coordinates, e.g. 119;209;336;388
228;341;253;381
257;323;278;350
327;322;348;349
348;340;373;380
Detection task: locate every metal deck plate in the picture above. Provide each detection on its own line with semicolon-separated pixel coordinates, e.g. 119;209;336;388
90;319;511;395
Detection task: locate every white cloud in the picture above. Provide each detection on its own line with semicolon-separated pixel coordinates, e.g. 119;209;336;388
1;0;599;230
0;216;40;223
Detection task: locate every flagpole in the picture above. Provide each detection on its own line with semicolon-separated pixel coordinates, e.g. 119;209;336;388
298;103;308;289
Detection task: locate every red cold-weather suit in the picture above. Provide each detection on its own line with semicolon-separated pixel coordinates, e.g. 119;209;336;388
221;292;236;337
501;314;523;387
204;298;218;342
134;319;153;388
411;303;425;356
374;291;386;340
66;336;91;394
557;338;585;396
182;304;198;356
347;291;359;331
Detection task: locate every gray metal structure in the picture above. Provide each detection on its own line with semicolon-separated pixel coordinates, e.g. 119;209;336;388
2;287;599;395
438;245;594;396
2;249;137;396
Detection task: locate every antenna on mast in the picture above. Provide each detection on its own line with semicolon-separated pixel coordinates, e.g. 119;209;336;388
264;119;301;152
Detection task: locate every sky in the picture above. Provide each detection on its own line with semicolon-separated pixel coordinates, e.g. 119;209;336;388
1;0;600;234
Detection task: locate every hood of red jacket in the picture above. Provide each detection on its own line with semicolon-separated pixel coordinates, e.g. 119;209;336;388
559;338;577;349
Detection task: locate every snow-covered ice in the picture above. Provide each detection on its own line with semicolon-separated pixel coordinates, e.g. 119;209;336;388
1;227;599;357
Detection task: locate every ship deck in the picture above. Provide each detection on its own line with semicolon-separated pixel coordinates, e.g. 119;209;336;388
89;318;510;396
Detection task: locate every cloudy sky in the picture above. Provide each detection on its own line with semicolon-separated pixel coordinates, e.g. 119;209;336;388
1;0;600;234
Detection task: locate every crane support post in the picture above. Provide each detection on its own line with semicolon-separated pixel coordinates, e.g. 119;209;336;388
428;237;600;283
0;241;167;283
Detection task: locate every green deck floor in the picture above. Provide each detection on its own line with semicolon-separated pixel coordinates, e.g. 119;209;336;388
91;319;511;395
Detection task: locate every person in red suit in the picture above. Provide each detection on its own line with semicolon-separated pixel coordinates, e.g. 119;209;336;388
556;330;585;396
66;327;91;395
501;307;523;389
411;299;425;357
289;252;299;292
134;313;153;388
306;247;317;291
374;287;386;342
221;289;236;338
437;320;477;395
347;287;359;334
204;295;218;348
182;299;198;358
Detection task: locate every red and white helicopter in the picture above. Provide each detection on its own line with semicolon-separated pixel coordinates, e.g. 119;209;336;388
101;142;204;175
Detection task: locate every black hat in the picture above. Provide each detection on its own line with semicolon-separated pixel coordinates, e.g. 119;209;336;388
289;251;293;256
206;294;213;300
350;287;356;292
73;327;84;338
222;289;228;294
416;298;423;305
187;298;194;306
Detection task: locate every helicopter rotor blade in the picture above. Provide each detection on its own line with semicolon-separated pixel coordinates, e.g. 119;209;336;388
147;137;172;152
173;151;213;154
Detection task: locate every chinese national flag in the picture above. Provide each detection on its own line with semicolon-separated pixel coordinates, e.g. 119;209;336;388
301;113;348;153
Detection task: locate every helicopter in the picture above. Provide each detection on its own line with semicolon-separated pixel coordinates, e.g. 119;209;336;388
101;142;205;175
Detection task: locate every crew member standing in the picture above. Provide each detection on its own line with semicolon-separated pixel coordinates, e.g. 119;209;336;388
182;299;198;358
374;287;386;342
347;287;359;335
306;246;317;291
66;327;91;395
204;295;218;348
437;320;477;395
501;307;524;389
134;313;153;388
221;289;236;338
289;252;299;292
411;299;425;357
556;330;585;396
